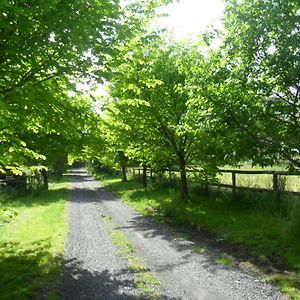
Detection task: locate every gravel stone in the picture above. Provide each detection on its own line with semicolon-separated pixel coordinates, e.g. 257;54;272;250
62;168;288;300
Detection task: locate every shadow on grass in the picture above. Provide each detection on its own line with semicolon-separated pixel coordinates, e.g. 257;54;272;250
0;176;70;210
0;239;62;300
100;175;300;268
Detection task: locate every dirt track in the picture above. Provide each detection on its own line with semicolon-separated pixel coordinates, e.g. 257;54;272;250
61;168;287;300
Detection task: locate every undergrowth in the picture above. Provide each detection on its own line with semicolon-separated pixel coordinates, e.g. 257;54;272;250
93;170;300;300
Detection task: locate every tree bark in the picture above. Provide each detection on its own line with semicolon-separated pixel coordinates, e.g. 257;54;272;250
41;169;49;190
178;152;189;201
121;166;127;182
142;164;147;189
54;154;67;177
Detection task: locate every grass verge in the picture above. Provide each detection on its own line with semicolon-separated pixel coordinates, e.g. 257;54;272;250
0;177;69;300
94;171;300;300
100;211;161;298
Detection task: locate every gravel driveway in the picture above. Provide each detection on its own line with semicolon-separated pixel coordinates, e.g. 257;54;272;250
62;168;287;300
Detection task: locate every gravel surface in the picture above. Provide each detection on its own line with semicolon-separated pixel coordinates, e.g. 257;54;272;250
62;168;288;300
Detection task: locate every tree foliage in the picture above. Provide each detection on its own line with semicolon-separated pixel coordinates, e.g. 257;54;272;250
0;0;169;173
222;0;300;168
189;0;300;169
102;35;224;199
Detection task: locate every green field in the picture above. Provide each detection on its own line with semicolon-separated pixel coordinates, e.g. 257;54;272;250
218;163;300;192
0;178;69;300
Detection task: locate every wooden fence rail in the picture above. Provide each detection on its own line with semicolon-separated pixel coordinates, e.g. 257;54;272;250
128;167;300;197
0;172;48;194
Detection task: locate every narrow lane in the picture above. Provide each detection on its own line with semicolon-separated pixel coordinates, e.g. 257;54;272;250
62;168;287;300
62;169;138;299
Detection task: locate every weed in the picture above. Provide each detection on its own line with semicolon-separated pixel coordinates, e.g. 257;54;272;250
193;246;209;254
216;254;235;267
100;213;112;221
266;273;300;300
109;230;135;254
0;207;18;225
106;223;161;298
136;271;161;299
126;255;148;272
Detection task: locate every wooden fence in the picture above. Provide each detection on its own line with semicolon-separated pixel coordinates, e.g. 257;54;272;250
128;167;300;197
0;172;48;194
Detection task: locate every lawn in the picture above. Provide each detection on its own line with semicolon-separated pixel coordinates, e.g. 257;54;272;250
94;171;300;300
0;177;69;300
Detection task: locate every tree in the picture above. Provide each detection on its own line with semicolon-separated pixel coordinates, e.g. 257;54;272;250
227;0;299;167
1;79;96;174
105;36;220;200
190;0;300;169
0;0;171;172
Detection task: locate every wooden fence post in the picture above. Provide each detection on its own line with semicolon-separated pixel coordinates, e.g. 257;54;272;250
273;172;280;205
273;172;278;192
143;165;147;189
232;171;236;198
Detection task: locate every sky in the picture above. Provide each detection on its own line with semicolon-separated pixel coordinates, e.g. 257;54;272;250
153;0;225;40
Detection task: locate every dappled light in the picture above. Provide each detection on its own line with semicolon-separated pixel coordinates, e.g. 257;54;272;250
1;0;299;298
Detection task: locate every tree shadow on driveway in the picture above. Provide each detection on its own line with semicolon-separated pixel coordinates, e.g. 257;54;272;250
62;258;137;300
62;257;179;300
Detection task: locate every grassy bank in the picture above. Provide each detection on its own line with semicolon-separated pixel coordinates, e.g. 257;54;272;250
94;171;300;299
0;177;69;300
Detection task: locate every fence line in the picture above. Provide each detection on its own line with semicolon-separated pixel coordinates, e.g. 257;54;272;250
128;167;300;197
0;172;48;193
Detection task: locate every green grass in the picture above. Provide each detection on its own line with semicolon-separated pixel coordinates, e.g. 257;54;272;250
0;177;69;300
218;172;300;192
94;171;300;300
110;229;135;254
108;227;161;298
192;246;209;254
216;254;235;267
136;271;161;299
99;207;161;298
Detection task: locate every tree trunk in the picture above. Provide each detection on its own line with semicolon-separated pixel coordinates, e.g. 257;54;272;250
41;169;49;190
142;164;147;189
178;153;189;201
17;174;27;195
121;166;127;182
54;154;67;177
